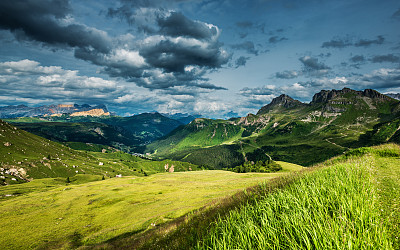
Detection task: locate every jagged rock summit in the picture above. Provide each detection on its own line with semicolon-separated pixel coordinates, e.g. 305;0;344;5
257;88;397;115
310;88;390;105
257;94;305;115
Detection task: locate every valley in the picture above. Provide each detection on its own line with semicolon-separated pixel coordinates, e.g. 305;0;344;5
0;87;399;249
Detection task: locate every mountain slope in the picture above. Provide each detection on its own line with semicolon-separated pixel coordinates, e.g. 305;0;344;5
11;122;142;150
7;112;184;152
147;88;400;167
0;119;195;185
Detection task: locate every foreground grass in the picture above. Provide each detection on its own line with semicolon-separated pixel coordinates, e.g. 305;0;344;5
0;163;302;249
196;144;399;249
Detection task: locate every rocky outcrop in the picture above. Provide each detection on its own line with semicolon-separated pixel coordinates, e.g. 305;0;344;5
70;109;110;117
257;94;305;115
0;104;109;118
309;88;396;113
311;88;391;105
237;113;270;126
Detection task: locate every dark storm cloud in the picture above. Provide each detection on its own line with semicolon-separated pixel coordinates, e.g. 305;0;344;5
0;0;111;53
268;36;288;44
157;12;218;40
275;70;300;79
0;0;229;90
350;55;366;63
139;38;230;73
235;56;250;68
231;41;259;55
370;54;400;63
322;36;385;48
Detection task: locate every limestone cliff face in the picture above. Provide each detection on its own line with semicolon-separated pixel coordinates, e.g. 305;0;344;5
70;109;110;117
0;104;109;118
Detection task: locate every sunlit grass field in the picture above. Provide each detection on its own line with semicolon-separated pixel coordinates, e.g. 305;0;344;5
196;144;400;249
0;162;302;249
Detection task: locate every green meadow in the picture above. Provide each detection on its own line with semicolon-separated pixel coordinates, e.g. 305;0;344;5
0;162;302;249
196;144;400;249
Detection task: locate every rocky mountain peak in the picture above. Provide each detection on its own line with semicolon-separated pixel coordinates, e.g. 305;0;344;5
257;94;304;115
311;88;391;105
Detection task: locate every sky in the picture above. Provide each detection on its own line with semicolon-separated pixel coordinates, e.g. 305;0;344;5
0;0;399;118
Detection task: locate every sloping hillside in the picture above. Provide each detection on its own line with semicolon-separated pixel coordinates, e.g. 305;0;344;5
0;162;302;249
116;144;400;249
7;112;183;149
146;88;400;167
0;120;195;185
11;122;142;152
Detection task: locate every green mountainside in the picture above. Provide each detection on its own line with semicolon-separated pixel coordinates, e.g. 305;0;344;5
6;112;184;152
146;88;400;167
10;122;142;152
0;119;196;186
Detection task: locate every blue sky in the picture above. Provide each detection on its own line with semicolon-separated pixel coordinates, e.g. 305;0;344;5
0;0;399;117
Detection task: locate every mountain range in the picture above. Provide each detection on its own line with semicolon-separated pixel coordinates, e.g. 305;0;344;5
0;104;110;118
2;88;400;168
146;88;400;167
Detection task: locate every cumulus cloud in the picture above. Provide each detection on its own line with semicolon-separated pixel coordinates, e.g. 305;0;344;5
235;56;250;68
0;59;122;104
299;56;331;77
321;35;385;48
297;68;400;91
0;59;229;117
275;70;300;79
0;0;230;91
231;41;259;55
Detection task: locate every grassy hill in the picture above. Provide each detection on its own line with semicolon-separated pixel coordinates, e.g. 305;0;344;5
0;162;303;249
146;88;400;168
111;144;399;249
0;119;196;186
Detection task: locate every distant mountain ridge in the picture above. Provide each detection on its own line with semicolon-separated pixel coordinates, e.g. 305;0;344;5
386;93;400;100
0;104;109;118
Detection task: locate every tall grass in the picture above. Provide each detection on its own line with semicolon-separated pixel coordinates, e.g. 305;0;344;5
198;159;393;249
